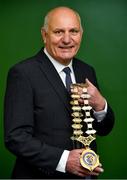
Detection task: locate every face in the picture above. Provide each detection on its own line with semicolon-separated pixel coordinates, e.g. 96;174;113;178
42;8;83;65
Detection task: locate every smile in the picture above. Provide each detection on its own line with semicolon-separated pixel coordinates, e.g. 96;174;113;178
59;46;74;49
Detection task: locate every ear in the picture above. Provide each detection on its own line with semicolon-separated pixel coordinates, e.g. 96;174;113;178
41;27;47;44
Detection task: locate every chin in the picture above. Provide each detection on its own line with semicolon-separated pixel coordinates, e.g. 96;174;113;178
60;53;75;59
61;55;73;61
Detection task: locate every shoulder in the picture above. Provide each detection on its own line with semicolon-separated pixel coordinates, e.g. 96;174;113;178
73;57;95;71
10;56;36;72
8;49;43;76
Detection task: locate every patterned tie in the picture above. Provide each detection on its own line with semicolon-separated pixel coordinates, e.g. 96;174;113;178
63;67;72;92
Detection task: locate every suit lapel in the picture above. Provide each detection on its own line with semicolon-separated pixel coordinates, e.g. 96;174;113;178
35;49;71;112
73;58;86;83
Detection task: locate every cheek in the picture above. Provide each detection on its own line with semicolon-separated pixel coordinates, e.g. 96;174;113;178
46;38;58;52
75;36;82;44
50;35;61;45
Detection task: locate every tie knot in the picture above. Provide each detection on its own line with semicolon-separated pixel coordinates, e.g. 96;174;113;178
63;67;71;75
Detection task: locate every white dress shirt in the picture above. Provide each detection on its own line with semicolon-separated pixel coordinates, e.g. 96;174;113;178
44;48;76;86
44;48;107;173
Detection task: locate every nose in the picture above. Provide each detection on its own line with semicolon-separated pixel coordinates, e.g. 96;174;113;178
62;32;71;44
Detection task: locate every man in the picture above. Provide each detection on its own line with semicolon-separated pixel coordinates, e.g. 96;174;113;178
4;6;114;179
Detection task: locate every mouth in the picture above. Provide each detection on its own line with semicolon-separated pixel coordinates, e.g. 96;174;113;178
59;46;74;49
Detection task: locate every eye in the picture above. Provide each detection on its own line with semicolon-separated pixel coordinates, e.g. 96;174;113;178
53;30;64;36
70;29;79;35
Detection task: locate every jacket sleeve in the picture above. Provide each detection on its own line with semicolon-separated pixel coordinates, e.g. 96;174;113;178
4;66;63;170
90;66;115;136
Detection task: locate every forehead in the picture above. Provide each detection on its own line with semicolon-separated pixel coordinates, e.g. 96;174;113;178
48;9;80;29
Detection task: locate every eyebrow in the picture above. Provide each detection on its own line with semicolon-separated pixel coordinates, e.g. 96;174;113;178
53;27;80;31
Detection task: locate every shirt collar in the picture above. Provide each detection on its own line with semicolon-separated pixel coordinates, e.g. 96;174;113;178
44;48;73;74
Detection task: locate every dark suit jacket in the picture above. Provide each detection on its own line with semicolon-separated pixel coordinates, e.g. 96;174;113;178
4;49;114;179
